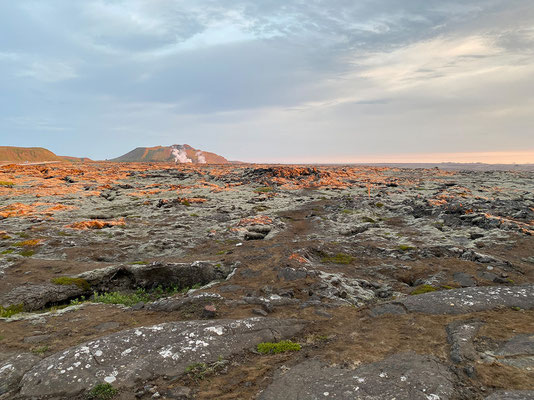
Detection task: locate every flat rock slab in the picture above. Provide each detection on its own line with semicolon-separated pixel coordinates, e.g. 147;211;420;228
19;318;305;398
371;285;534;316
259;352;456;400
446;320;484;364
0;353;41;396
485;391;534;399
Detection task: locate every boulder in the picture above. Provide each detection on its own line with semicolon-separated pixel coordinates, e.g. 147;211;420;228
371;285;534;316
19;318;305;398
259;352;456;400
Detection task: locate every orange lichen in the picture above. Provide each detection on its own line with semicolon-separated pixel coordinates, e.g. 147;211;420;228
289;253;308;264
66;219;125;230
238;216;273;226
15;239;43;247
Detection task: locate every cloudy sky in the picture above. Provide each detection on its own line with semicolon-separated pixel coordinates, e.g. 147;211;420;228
1;0;533;163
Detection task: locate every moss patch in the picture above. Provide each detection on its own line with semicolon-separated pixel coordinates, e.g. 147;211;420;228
0;304;24;318
19;250;35;257
410;284;438;295
321;253;354;264
398;244;415;252
51;277;91;291
257;340;301;354
87;383;118;400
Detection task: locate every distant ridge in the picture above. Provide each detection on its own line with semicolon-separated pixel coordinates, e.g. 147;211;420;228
0;146;92;163
111;144;230;164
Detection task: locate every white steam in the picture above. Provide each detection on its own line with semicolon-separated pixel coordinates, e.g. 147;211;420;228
171;145;192;164
196;151;206;164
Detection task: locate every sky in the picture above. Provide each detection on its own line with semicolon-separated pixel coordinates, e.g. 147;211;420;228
0;0;533;163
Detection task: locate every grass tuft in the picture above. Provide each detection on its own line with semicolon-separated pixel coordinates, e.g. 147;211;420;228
87;383;118;400
0;304;24;318
321;253;354;264
410;284;437;295
51;277;91;291
257;340;301;354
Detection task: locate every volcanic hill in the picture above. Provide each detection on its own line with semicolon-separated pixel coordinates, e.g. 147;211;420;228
0;146;91;163
111;144;229;164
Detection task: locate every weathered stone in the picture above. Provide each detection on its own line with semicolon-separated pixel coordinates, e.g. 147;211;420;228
23;334;53;344
0;353;40;396
259;352;456;400
485;391;534;399
147;293;223;312
453;272;477;287
277;267;309;281
0;283;87;312
244;231;265;240
371;285;534;315
446;320;483;364
493;334;534;370
19;318;305;398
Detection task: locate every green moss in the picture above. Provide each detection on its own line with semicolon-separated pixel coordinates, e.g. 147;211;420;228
257;340;301;354
341;209;353;214
181;199;191;206
375;202;384;208
398;244;415;252
441;285;454;290
51;277;90;291
410;284;438;295
87;383;118;400
1;249;14;255
19;250;35;257
129;261;148;265
16;232;30;238
511;306;522;311
189;213;199;217
31;345;49;355
254;186;273;193
321;253;354;264
0;304;24;318
362;216;377;223
0;181;14;187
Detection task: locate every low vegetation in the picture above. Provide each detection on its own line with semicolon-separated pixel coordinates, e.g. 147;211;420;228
51;277;91;290
321;253;354;264
87;383;118;400
185;357;228;381
257;340;301;354
398;244;416;252
70;284;203;307
0;304;24;318
0;181;14;187
410;284;438;295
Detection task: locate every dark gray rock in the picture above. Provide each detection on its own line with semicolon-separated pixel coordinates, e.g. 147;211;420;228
147;293;222;312
446;320;483;364
0;262;232;312
259;352;456;400
23;334;53;344
94;322;121;332
248;225;272;234
0;353;40;396
277;267;309;281
485;391;534;399
453;272;477;287
19;318;306;398
371;285;534;315
493;334;534;370
244;231;266;240
0;283;87;312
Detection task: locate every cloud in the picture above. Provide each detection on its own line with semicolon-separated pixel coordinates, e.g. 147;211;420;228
0;0;533;161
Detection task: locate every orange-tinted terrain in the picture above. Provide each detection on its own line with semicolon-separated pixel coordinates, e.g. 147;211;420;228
0;162;533;399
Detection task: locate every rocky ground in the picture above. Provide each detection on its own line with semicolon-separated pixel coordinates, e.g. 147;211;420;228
0;162;533;400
